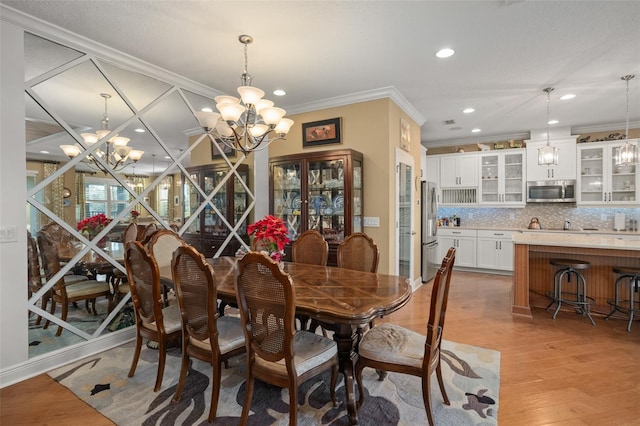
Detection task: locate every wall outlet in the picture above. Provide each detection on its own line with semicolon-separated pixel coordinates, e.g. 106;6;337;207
601;214;608;221
0;226;17;243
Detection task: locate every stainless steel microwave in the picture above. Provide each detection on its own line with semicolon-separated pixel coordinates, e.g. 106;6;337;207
526;180;576;203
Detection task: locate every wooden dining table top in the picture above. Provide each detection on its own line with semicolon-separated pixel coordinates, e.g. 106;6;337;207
160;256;413;326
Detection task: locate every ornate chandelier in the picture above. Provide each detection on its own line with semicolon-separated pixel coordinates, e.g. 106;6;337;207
60;93;144;173
195;35;294;155
538;87;559;166
614;74;637;165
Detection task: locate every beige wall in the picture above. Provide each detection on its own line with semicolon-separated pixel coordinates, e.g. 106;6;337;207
269;98;422;277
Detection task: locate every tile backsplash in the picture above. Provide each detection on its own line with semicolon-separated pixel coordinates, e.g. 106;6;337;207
437;205;640;231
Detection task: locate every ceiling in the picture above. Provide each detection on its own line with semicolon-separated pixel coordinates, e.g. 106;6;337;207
4;0;640;163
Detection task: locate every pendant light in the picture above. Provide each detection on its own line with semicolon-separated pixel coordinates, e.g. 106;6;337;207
538;87;559;166
614;74;637;165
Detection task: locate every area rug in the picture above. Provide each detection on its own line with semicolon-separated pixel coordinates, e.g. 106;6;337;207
48;339;500;425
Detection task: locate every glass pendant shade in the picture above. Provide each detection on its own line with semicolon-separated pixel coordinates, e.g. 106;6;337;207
260;107;286;125
195;111;221;130
615;142;638;165
214;95;240;105
274;118;294;135
538;143;559;166
60;144;81;158
217;102;246;122
237;86;265;105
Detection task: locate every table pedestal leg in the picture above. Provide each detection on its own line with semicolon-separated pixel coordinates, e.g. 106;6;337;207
333;322;360;425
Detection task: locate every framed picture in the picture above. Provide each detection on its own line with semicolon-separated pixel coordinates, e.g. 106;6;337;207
302;117;342;147
174;195;180;206
143;196;150;205
211;139;236;159
400;118;411;152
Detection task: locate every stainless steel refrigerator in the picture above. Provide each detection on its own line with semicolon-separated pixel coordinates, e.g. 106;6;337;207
421;181;439;282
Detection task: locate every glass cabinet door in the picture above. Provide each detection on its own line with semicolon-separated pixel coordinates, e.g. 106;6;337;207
273;161;302;240
480;154;499;203
503;152;524;203
184;172;200;233
307;158;345;243
233;171;248;234
353;159;362;233
579;146;605;203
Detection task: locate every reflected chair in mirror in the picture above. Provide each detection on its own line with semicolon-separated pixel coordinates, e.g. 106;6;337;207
337;232;379;273
40;222;78;260
235;252;339;425
27;230;49;325
124;241;182;392
139;222;158;244
37;231;111;336
292;229;328;266
171;245;246;422
355;247;456;426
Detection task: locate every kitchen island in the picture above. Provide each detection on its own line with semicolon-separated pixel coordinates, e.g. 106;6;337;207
512;232;640;318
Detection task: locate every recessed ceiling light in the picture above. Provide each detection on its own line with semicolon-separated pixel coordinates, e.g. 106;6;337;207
40;150;49;154
471;128;481;133
436;48;455;58
548;120;559;125
201;107;213;113
134;128;145;133
462;108;475;114
273;89;286;96
164;156;171;159
560;94;576;100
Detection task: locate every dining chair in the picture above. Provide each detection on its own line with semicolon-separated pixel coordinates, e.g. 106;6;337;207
124;241;182;392
146;229;187;304
171;245;246;422
292;229;328;266
337;232;379;273
111;222;139;302
37;231;111;336
40;222;78;260
140;222;158;244
355;247;456;426
235;252;339;426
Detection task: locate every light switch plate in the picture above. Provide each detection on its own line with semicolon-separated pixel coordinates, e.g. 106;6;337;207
363;217;380;227
0;226;17;243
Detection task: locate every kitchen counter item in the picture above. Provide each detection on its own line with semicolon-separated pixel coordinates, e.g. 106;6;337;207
528;217;541;229
614;213;626;231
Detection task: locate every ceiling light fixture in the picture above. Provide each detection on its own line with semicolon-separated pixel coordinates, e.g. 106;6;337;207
195;35;294;155
471;128;481;133
436;48;455;58
462;108;475;114
560;94;576;100
614;74;637;166
538;87;559;166
60;93;144;173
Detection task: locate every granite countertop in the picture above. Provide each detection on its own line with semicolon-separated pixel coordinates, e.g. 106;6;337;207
512;232;640;250
438;226;640;236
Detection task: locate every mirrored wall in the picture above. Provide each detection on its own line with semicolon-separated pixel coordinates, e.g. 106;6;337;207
25;32;254;357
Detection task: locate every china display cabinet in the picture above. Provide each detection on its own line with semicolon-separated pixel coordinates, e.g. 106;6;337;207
182;163;250;257
577;140;638;205
478;149;525;206
270;149;364;266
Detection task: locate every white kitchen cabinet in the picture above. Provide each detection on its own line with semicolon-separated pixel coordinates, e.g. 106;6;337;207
425;155;441;203
577;140;638;206
526;139;577;181
479;150;525;206
440;154;478;187
476;230;515;271
438;228;476;268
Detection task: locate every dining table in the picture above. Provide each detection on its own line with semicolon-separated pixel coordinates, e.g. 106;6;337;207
160;256;412;425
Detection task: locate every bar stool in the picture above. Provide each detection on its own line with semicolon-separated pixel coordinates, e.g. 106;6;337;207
546;258;595;325
605;266;640;332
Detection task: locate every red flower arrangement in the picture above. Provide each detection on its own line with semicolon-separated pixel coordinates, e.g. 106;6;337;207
247;215;290;263
77;213;112;237
130;210;140;218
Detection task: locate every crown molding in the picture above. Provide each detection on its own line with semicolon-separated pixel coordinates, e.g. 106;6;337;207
423;131;531;148
571;121;640;135
0;5;222;99
285;86;425;126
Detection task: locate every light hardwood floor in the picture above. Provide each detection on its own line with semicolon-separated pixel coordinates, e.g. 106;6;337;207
2;271;639;425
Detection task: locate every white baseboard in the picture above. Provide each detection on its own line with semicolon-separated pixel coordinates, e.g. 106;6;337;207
411;277;423;292
0;328;135;388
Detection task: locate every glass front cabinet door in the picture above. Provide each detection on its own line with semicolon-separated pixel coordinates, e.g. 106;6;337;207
182;163;250;257
270;149;363;265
